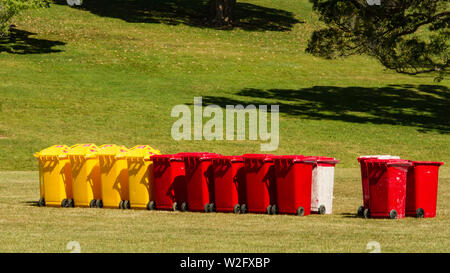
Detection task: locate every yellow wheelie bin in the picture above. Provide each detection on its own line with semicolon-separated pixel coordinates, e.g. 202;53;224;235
34;145;73;207
68;144;101;208
98;144;130;209
122;145;161;210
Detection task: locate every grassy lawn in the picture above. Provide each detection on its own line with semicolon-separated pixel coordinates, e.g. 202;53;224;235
0;169;449;253
0;0;449;252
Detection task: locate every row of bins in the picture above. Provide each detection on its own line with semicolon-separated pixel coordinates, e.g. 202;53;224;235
35;144;161;209
357;155;444;219
151;153;339;216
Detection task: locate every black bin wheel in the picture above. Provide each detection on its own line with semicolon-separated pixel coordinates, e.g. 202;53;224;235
61;199;69;208
233;204;241;214
204;203;210;213
318;205;326;215
38;198;45;207
208;203;216;213
89;199;97;208
180;202;188;212
296;206;305;216
172;202;178;211
363;208;370;219
96;199;103;208
68;199;74;208
416;208;425;218
123;200;130;209
271;204;278;215
240;204;247;214
147;201;156;210
266;205;272;215
389;209;398;219
357;206;364;217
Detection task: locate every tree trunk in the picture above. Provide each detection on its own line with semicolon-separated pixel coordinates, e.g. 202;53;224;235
209;0;236;26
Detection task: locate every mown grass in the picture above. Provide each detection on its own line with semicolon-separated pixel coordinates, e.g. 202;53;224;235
0;169;449;253
0;1;448;170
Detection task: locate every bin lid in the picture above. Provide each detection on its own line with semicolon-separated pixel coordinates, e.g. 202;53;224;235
98;144;129;157
357;155;400;163
122;145;161;160
242;154;275;162
366;158;412;167
67;144;99;159
411;161;445;166
34;145;71;159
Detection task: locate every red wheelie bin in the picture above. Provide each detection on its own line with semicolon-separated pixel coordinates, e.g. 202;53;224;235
242;154;276;214
212;156;246;214
406;161;444;218
182;152;221;213
273;155;316;216
151;154;187;211
366;159;412;219
357;155;400;217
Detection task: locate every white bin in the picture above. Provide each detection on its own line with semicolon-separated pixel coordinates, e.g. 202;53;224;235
311;158;339;215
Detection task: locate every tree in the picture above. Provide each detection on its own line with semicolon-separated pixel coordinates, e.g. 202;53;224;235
0;0;48;37
209;0;237;26
306;0;449;81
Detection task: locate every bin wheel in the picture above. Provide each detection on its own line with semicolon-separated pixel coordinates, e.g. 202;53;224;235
172;202;178;211
119;200;124;209
318;205;326;215
266;205;272;215
204;203;210;213
233;204;241;214
180;202;188;212
123;200;130;209
68;199;74;208
147;201;156;210
389;209;398;219
357;206;364;217
96;199;103;209
296;206;305;216
61;199;69;208
271;204;278;215
38;198;45;207
240;204;247;214
208;203;216;213
363;208;370;219
416;208;425;218
89;199;97;208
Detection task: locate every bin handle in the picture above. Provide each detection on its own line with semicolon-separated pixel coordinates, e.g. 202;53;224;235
85;154;97;159
33;153;40;158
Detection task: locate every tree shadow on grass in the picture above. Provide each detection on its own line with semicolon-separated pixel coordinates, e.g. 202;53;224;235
200;84;450;134
56;0;302;31
0;28;65;54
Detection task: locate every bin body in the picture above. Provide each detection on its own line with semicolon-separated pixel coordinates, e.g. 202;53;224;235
310;157;339;214
183;153;219;212
367;159;412;219
213;156;246;213
34;145;73;207
273;155;315;215
358;155;400;210
125;145;161;209
68;144;101;207
243;154;276;214
406;161;444;218
152;155;187;210
98;144;129;208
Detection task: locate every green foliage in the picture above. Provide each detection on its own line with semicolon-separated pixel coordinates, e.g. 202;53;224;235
0;0;48;36
306;0;450;81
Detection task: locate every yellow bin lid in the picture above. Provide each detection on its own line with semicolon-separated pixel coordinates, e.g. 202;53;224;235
122;145;161;160
98;144;129;158
68;144;99;159
34;145;71;159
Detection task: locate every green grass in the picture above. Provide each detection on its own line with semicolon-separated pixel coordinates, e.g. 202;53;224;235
0;0;449;252
0;0;448;170
0;169;449;252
